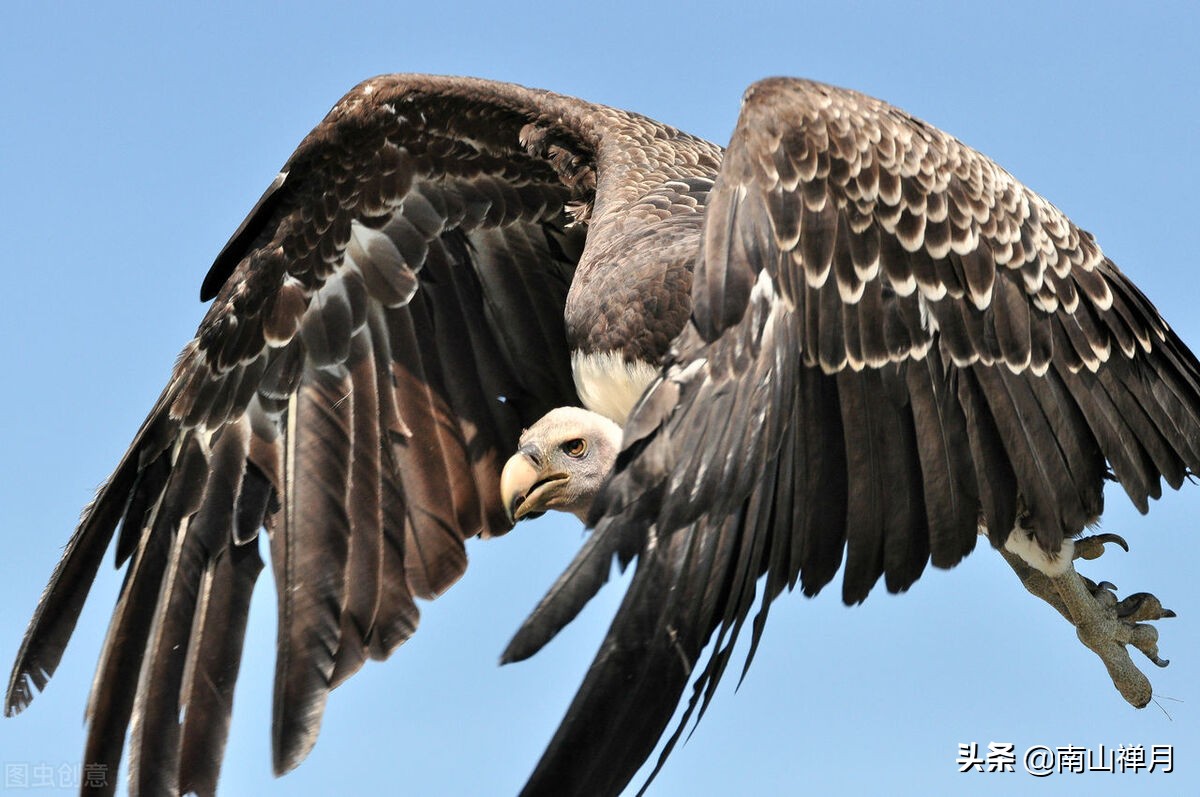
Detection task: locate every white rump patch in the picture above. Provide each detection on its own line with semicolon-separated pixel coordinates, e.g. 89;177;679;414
996;525;1076;577
571;350;659;425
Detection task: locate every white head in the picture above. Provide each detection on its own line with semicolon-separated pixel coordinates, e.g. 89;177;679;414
499;406;623;524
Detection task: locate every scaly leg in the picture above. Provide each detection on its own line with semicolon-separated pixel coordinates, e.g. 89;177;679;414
998;532;1175;708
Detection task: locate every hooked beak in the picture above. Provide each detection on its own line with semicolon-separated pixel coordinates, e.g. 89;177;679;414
500;449;567;525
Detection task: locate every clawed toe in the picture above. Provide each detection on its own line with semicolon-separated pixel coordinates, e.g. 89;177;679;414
1073;532;1129;561
1126;622;1169;668
1083;578;1118;605
1115;592;1176;623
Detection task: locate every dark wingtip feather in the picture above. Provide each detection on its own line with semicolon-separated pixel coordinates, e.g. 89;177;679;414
517;535;701;797
501;521;636;665
178;542;264;797
269;369;354;776
5;431;146;716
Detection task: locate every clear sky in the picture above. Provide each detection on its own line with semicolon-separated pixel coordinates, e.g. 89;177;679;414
1;2;1198;795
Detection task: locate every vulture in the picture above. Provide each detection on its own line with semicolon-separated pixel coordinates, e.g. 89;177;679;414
7;74;1199;796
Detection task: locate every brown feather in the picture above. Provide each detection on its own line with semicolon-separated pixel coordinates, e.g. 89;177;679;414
178;543;263;797
271;368;354;774
330;335;385;688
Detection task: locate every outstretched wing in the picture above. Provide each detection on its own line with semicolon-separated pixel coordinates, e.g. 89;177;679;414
509;77;1200;795
5;75;603;795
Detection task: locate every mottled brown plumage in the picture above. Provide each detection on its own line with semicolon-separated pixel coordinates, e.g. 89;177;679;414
7;75;1200;797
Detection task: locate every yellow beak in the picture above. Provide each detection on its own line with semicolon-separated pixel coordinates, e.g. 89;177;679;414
500;452;542;524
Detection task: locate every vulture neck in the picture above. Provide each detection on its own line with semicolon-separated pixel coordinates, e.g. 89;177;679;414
571;350;659;425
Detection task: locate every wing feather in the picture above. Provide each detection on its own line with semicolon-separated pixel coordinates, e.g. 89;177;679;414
329;334;385;688
85;433;210;797
7;75;603;790
905;355;979;567
271;367;354;773
130;422;250;795
514;77;1200;796
177;541;263;797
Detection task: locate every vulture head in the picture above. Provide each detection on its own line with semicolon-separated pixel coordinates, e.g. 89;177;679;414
501;407;622;524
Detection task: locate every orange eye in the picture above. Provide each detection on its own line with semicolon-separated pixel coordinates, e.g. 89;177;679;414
561;438;587;458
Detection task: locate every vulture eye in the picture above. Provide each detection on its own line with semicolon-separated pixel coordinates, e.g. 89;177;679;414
561;438;587;458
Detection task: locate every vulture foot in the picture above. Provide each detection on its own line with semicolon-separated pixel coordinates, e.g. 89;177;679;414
998;534;1174;709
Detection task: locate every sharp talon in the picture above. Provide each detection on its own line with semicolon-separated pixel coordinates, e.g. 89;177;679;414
1127;623;1172;670
1073;532;1130;560
1096;580;1118;592
1091;586;1118;610
1115;592;1176;622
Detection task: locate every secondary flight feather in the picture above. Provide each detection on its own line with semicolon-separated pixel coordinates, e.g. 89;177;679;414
7;74;1199;796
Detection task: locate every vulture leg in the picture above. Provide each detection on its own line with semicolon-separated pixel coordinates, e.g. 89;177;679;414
998;534;1175;708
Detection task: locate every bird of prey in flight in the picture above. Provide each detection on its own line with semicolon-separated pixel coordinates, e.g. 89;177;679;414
7;75;1197;796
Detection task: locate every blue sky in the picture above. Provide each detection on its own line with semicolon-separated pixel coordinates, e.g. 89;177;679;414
1;2;1198;795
